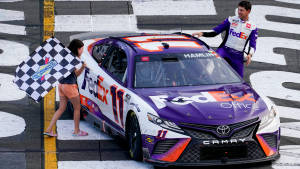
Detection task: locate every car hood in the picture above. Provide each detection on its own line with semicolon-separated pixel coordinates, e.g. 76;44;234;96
134;84;268;125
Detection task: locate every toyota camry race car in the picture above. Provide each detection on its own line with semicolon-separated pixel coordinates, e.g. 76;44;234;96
76;33;280;166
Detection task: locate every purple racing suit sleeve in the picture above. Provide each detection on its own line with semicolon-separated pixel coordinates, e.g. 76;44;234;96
248;28;258;55
213;18;230;34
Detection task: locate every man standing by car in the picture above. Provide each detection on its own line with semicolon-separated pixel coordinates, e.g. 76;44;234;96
192;0;257;78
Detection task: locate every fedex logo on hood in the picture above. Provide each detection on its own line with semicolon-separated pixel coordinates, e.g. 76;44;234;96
150;91;256;109
229;29;248;40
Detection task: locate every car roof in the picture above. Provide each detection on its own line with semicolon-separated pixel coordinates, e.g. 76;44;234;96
112;33;211;55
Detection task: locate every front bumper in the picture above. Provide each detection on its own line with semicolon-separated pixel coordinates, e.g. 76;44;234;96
146;153;279;167
143;121;280;167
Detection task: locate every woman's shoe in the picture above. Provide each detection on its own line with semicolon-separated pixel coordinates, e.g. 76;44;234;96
43;131;57;137
72;130;88;136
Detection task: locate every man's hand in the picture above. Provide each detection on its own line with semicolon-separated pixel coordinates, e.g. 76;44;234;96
246;54;252;66
192;32;203;38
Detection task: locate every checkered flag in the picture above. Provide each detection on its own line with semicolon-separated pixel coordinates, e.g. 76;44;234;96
14;37;82;102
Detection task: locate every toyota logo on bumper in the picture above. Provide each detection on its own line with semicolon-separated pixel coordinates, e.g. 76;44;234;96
216;125;231;135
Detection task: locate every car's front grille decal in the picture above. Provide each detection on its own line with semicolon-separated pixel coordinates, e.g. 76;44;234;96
179;117;259;138
152;139;179;155
231;124;257;138
261;134;277;148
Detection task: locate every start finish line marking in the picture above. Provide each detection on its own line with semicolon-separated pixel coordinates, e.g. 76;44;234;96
43;1;57;169
56;120;112;140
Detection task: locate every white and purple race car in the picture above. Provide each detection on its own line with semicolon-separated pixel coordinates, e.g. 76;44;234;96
76;33;280;166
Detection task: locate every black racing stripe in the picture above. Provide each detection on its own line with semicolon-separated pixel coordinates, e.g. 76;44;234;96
55;1;132;15
58;151;101;161
283;82;300;91
269;96;300;109
57;140;130;161
280;136;300;146
266;15;300;25
0;152;26;169
57;140;127;152
136;15;224;30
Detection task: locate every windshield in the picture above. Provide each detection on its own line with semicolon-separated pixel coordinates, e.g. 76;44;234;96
134;52;242;88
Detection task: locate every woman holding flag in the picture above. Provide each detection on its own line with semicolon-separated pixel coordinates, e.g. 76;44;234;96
44;39;88;137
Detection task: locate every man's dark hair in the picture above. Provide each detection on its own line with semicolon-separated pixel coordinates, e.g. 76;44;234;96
68;39;84;56
239;0;252;11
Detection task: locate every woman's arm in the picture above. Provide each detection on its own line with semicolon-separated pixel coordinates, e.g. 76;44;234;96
74;62;86;76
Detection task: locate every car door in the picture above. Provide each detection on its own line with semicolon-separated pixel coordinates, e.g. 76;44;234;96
99;45;128;130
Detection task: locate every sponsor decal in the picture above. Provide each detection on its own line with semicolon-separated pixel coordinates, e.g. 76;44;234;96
231;22;238;27
141;56;149;62
208;50;220;57
232;19;239;23
156;130;168;139
81;68;109;105
183;52;215;59
32;58;57;81
246;23;251;29
220;102;252;109
150;91;256;109
229;29;248;40
202;138;246;145
145;136;154;144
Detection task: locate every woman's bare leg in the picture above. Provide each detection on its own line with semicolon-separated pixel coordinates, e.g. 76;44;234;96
45;96;68;133
69;95;81;134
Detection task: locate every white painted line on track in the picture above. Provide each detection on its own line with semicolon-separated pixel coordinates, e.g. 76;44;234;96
0;111;26;138
0;9;26;35
249;5;300;34
0;9;24;21
58;160;154;169
55;15;138;32
132;0;217;16
56;120;112;140
273;145;300;168
250;71;300;103
275;0;300;4
0;23;25;35
0;39;29;66
281;122;300;139
54;0;132;2
252;37;300;65
0;73;26;101
278;106;300;120
0;0;23;2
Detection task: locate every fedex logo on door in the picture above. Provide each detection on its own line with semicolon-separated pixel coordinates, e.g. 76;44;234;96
229;29;248;40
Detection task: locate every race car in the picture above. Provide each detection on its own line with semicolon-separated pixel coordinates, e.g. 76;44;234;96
76;33;280;166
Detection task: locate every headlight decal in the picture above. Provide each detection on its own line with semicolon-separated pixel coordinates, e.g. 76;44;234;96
151;138;191;162
256;134;277;157
147;113;183;133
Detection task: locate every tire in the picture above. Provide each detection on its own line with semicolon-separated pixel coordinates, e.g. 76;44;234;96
126;112;143;161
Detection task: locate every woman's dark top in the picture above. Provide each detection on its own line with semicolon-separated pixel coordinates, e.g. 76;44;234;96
59;71;77;84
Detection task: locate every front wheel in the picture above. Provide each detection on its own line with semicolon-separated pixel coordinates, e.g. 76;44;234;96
126;112;143;161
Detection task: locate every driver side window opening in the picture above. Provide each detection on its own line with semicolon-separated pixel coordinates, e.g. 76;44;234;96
103;47;128;83
92;44;110;64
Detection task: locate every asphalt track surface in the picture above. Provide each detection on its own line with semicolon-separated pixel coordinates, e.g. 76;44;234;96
0;0;299;169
